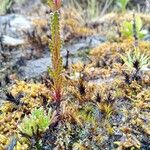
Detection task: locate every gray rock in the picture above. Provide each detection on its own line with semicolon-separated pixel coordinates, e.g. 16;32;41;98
0;14;32;35
20;57;51;78
11;0;47;16
2;35;25;46
0;14;32;47
19;55;85;79
89;77;114;84
20;35;105;79
63;35;105;55
9;15;32;31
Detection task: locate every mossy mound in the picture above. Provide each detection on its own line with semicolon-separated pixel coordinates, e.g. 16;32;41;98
0;36;150;149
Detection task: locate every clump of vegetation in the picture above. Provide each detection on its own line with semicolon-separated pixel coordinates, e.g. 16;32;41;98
18;107;54;137
116;0;130;12
18;107;56;149
121;48;150;72
0;0;26;15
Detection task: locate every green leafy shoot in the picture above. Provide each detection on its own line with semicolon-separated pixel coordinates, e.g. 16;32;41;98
121;16;147;39
120;48;150;72
116;0;130;12
47;0;63;102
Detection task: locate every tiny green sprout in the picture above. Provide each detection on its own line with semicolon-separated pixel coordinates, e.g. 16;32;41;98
116;0;130;12
18;107;54;137
121;16;147;39
120;48;150;72
47;0;63;102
